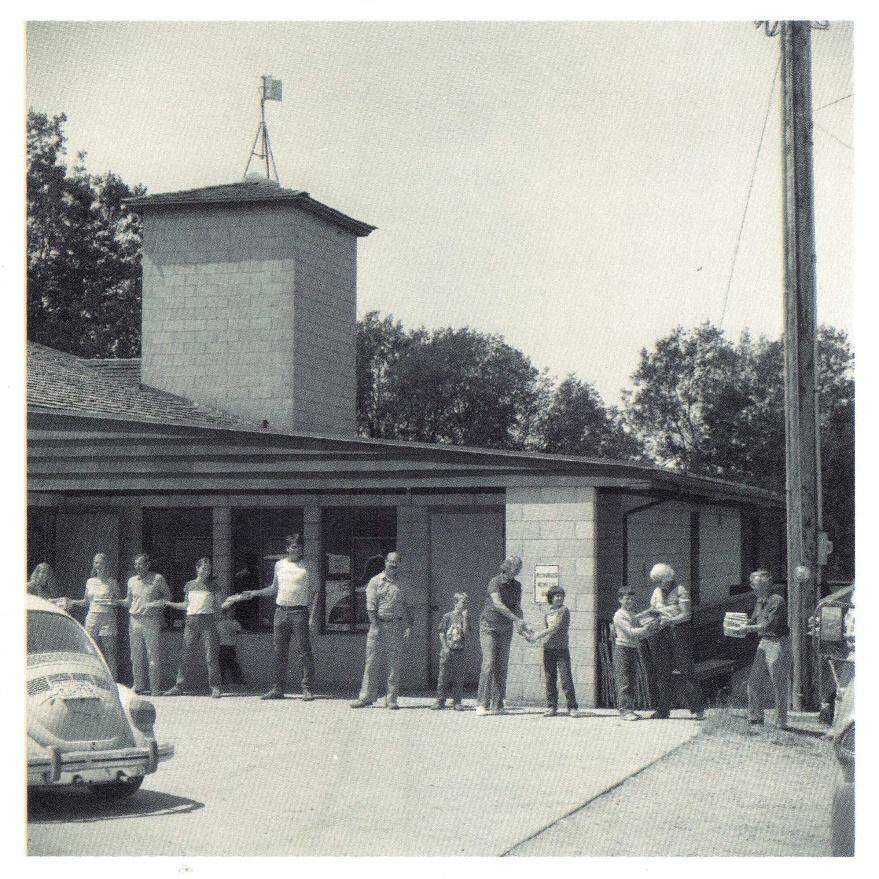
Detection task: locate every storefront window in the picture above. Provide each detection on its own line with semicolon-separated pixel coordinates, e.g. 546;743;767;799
322;507;397;633
232;509;304;631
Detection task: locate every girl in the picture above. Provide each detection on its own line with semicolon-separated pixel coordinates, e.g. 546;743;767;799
68;553;121;679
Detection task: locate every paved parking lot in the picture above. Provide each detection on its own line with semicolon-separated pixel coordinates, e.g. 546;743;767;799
28;693;701;856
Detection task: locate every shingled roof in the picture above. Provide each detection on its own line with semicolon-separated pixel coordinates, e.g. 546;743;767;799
27;343;252;430
125;179;376;237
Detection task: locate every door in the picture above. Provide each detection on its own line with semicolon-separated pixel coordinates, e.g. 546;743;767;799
429;509;505;689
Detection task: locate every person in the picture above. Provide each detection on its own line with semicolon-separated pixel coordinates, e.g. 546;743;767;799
612;587;661;720
229;533;318;701
645;563;706;720
67;553;121;680
217;607;245;689
476;556;531;716
431;592;470;710
163;557;223;698
120;554;171;696
735;569;791;732
351;551;412;710
27;562;58;600
527;585;579;717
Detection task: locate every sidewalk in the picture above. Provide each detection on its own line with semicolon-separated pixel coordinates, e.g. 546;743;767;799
29;694;702;856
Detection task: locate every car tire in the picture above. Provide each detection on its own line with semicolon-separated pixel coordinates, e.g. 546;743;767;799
88;775;144;799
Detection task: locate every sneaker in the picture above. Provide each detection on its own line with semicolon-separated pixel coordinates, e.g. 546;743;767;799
475;705;491;716
210;687;222;699
430;700;445;710
543;708;557;718
566;708;580;718
747;721;763;735
692;711;706;721
260;689;285;700
623;712;640;721
453;703;465;711
301;689;315;701
387;701;400;710
648;711;670;720
162;686;184;697
494;706;508;716
350;698;373;708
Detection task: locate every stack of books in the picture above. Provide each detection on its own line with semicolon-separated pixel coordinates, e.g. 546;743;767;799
723;611;749;638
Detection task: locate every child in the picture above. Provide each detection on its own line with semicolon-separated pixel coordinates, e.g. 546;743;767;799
217;607;245;689
612;588;660;720
431;592;470;710
528;585;578;717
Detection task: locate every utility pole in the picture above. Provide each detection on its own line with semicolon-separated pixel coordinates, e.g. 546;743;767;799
779;20;821;711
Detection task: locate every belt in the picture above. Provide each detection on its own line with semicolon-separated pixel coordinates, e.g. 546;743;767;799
378;616;403;622
277;604;308;610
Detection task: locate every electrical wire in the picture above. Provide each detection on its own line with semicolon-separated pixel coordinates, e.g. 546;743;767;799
814;120;852;151
815;93;853;112
719;54;782;327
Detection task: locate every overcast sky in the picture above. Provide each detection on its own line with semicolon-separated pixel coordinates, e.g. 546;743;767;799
25;20;853;403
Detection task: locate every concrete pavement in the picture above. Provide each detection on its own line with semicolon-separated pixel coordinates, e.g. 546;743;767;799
28;693;702;856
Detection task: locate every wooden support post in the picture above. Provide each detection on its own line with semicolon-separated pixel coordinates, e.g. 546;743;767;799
780;20;821;711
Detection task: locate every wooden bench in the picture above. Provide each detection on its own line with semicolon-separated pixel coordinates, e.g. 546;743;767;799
672;658;735;682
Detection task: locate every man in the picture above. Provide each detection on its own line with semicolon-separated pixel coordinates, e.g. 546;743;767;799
476;555;530;716
644;562;706;720
737;569;791;732
232;533;318;701
121;554;171;697
351;551;412;710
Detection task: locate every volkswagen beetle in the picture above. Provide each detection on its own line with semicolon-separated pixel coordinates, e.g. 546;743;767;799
27;593;174;799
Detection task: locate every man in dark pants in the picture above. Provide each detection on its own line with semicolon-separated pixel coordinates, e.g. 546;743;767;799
645;562;706;720
230;533;318;700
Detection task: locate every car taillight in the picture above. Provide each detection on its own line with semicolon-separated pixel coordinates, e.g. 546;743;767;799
129;698;157;734
835;722;854;766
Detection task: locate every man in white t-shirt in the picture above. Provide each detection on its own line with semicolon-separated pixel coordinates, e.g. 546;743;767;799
235;533;318;701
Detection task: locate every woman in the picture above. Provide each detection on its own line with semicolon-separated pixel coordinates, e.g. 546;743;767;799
27;562;57;600
67;553;121;679
476;555;531;716
644;562;705;720
163;557;223;698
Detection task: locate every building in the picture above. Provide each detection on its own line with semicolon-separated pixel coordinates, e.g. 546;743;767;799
27;177;784;703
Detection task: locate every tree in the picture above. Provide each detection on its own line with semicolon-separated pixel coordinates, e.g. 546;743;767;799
625;322;854;578
27;110;145;357
538;374;644;461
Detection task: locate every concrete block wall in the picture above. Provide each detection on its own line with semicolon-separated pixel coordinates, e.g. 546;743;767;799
504;486;598;707
141;201;357;436
625;499;692;605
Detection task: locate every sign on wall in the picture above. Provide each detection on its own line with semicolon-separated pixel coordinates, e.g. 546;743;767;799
534;564;559;604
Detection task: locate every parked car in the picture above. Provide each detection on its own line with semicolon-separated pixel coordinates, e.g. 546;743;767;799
27;594;174;799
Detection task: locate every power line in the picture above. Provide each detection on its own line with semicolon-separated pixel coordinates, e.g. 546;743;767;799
719;54;782;327
815;92;853;111
814;120;852;151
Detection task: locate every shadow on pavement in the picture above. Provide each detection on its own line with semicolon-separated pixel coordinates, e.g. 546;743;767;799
27;787;203;824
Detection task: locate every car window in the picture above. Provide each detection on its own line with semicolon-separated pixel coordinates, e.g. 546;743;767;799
27;610;99;657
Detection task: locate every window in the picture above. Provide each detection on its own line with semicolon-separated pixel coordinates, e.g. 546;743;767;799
28;611;99;658
322;507;397;633
232;509;304;631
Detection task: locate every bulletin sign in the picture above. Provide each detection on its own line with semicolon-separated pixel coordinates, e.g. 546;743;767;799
534;564;559;605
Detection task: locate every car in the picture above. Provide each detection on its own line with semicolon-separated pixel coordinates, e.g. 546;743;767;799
27;593;174;799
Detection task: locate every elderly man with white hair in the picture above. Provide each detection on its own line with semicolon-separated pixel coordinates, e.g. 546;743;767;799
644;562;706;720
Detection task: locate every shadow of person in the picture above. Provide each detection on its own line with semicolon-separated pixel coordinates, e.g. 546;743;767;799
27;786;204;824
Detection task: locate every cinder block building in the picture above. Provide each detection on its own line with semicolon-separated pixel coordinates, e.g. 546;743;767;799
27;178;784;704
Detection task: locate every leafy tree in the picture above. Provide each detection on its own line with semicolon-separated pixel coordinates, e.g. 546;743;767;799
538;374;644;461
625;322;854;578
27;110;145;357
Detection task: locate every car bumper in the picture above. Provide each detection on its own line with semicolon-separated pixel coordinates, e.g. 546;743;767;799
27;740;174;787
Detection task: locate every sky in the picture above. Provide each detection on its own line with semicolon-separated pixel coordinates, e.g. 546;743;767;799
24;20;853;403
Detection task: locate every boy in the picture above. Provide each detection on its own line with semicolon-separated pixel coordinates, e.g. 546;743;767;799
431;592;470;710
217;607;245;689
529;585;578;717
613;588;660;720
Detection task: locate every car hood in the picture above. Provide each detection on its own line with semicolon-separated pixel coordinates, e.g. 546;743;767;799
27;654;135;752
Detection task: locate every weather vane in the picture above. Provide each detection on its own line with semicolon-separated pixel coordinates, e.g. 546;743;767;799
244;75;283;183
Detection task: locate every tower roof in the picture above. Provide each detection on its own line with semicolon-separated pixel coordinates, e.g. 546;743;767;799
125;179;376;237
